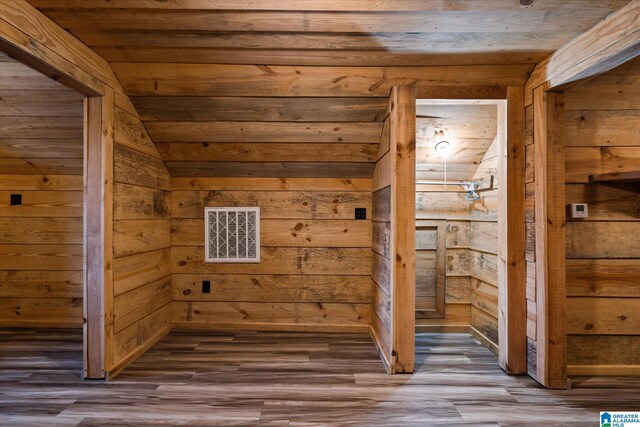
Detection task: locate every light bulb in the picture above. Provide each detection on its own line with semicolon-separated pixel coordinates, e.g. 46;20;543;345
435;141;451;159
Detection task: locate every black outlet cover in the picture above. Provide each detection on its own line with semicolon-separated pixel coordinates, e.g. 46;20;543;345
202;280;211;294
10;194;22;206
355;207;366;220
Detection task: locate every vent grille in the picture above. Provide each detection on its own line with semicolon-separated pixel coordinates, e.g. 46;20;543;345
204;207;260;263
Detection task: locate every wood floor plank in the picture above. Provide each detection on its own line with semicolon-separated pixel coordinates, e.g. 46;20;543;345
0;329;637;425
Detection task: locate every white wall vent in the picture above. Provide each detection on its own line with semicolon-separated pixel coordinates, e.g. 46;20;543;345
204;207;260;263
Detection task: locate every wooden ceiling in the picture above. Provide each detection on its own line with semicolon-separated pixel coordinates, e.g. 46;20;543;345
416;103;498;181
28;0;628;66
25;0;629;178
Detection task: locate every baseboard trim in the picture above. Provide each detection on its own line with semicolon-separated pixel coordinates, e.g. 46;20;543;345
106;324;172;380
415;324;470;333
368;325;393;374
0;321;83;328
469;326;499;356
171;322;370;334
568;364;640;377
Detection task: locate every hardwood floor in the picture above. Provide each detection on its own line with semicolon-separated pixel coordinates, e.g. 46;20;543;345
1;329;638;426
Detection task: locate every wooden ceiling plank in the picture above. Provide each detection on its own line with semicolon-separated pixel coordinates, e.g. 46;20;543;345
416;148;489;164
416;104;497;119
414;103;499;181
416;163;482;173
76;30;571;51
416;86;507;99
29;0;630;12
171;177;372;191
145;121;383;143
94;47;545;67
156;142;379;162
40;9;619;34
112;63;533;97
132;96;388;122
416;170;475;181
165;161;374;178
416;137;495;150
525;0;640;93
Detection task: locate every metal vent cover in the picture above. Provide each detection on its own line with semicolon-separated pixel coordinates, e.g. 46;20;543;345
204;207;260;263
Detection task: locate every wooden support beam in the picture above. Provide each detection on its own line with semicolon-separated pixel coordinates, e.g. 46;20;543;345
389;85;416;373
83;91;114;379
525;0;640;95
0;0;123;93
498;87;527;374
0;18;104;95
533;88;567;389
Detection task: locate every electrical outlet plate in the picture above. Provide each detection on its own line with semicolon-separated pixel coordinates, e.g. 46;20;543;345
202;280;211;293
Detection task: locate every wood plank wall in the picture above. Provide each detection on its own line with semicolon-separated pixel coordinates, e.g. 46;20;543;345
415;189;472;333
1;0;173;378
0;53;84;327
371;99;393;370
170;176;373;331
523;94;539;380
469;138;500;355
110;107;173;372
370;87;416;373
563;57;640;376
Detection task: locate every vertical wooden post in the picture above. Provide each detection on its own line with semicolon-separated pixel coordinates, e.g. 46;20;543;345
533;87;567;388
498;87;527;374
83;89;114;379
389;85;416;373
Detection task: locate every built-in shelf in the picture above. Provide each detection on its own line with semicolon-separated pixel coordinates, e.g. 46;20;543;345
589;171;640;183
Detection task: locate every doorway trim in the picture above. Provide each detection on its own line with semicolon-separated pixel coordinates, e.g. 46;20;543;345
1;9;114;379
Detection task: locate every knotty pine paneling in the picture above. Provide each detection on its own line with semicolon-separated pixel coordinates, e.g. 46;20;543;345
111;63;532;98
171;176;373;333
172;190;370;220
563;59;640;376
111;106;172;369
171;218;371;248
133;96;388;122
0;56;83;328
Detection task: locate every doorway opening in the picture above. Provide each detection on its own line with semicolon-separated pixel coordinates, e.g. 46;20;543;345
413;97;524;372
0;50;85;374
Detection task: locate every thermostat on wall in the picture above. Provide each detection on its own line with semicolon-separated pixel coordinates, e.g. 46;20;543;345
570;203;589;219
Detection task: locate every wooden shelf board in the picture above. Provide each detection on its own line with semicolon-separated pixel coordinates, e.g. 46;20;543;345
589;171;640;183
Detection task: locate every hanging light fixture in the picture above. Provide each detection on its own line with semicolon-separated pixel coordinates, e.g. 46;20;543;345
434;140;451;159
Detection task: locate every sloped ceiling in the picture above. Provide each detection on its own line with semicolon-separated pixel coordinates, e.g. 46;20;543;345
27;0;629;178
417;103;498;182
